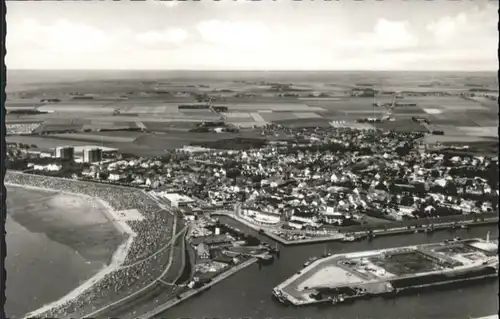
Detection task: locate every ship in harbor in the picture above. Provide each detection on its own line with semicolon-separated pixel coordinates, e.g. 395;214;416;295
341;233;368;242
303;256;320;267
273;234;498;307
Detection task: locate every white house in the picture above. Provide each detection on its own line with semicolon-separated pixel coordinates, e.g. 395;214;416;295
108;173;123;181
288;222;303;230
161;193;195;208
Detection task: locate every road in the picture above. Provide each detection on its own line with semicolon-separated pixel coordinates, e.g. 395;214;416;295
82;215;186;318
143;257;259;319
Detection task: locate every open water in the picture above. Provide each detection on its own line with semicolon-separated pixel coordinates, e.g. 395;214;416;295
5;215;104;319
158;218;498;319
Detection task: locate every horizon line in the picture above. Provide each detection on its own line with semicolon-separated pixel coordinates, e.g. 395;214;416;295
7;68;497;73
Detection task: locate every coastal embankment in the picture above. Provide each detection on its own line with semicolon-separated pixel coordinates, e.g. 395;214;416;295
143;257;259;318
212;209;498;245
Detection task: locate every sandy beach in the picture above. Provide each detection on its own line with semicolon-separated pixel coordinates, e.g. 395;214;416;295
5;185;131;318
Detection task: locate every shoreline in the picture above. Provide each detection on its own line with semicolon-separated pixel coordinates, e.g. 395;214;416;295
5;183;136;319
274;238;498;307
211;210;498;245
143;257;259;318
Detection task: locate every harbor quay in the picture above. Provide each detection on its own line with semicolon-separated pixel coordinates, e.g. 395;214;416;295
273;236;498;307
213;207;498;245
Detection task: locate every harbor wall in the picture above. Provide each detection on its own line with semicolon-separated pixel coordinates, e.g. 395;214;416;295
143;257;258;318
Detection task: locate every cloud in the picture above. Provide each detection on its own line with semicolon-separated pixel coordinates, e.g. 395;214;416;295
426;13;468;39
7;18;111;53
353;19;419;51
151;0;179;8
196;20;271;49
136;28;189;46
426;4;497;42
423;4;497;68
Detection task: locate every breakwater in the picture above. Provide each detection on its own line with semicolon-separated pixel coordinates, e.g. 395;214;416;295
274;237;498;307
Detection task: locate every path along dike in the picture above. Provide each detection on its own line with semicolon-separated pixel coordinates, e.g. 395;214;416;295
143;258;259;318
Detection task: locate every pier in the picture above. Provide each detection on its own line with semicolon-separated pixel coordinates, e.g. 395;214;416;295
273;237;498;307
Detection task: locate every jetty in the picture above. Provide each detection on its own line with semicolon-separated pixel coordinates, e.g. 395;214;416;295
273;235;498;307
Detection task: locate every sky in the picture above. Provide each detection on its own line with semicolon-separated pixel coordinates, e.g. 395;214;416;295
5;0;499;71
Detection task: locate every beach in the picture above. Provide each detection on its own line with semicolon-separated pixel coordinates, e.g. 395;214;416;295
5;185;125;318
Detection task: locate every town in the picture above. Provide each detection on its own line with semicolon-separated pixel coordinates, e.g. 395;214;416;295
7;123;499;244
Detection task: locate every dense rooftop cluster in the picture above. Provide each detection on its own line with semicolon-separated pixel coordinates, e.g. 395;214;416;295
6;123;41;135
91;127;497;229
6;126;498;316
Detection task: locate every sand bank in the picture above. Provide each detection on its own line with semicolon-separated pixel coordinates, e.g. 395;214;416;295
6;183;137;319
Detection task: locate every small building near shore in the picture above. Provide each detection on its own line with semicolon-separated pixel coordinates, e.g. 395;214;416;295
192;234;234;249
196;243;211;260
160;192;195;208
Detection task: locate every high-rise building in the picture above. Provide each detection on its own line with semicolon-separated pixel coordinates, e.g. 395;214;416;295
55;146;75;160
83;148;103;163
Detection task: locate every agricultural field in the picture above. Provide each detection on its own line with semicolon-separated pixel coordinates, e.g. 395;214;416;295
142;121;198;132
6;135;98;149
6;70;497;154
51;133;137;143
274;117;333;128
374;120;428;132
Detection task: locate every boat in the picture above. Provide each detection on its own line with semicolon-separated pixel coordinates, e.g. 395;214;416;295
272;288;289;304
341;235;356;242
460;224;469;229
260;254;274;261
303;256;320;267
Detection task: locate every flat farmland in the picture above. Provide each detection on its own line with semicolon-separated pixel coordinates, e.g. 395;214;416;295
465;110;500;126
466;97;498;110
5;101;44;110
82;130;146;138
142;121;198;132
220;96;302;104
456;126;498;137
219;103;312;112
292;112;322;119
342;110;386;114
116;102;181;114
43;118;92;125
6;135;97;148
225;112;253;119
303;98;375;111
52;133;137;143
259;112;298;122
4;118;44;124
132;133;235;150
393;106;427;115
399;96;488;110
37;104;117;113
427;124;463;135
273;117;333;128
85;115;205;123
429;113;481;127
374;119;428;132
82;120;139;131
34;124;84;133
179;111;219;119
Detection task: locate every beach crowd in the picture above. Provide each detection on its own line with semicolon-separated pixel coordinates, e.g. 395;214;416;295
5;172;173;318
